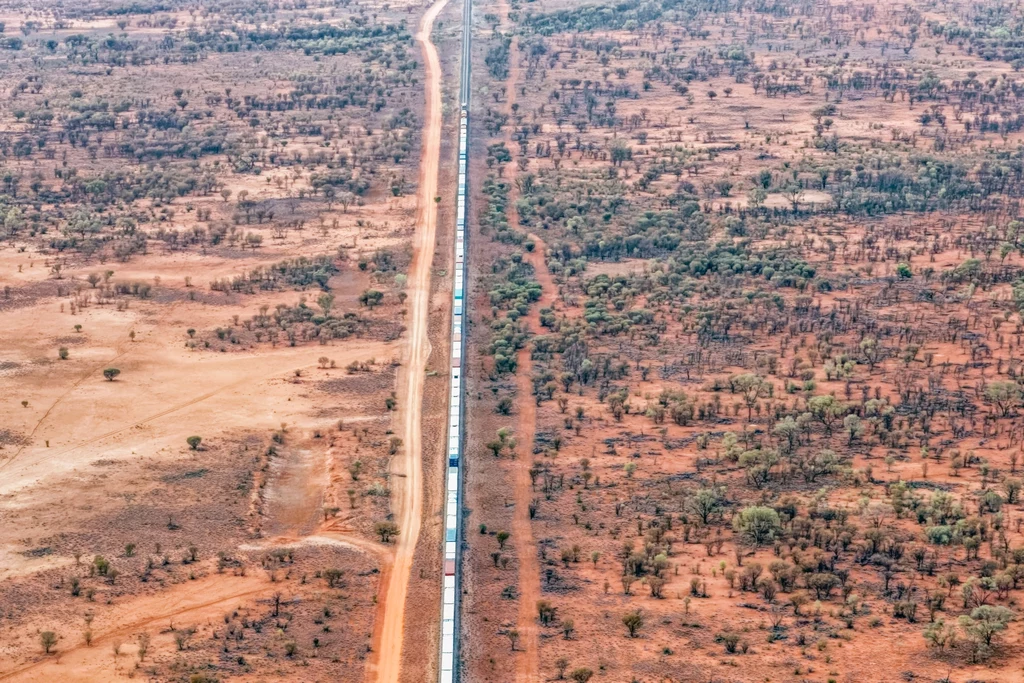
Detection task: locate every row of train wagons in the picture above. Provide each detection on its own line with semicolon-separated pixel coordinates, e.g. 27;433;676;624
439;106;469;683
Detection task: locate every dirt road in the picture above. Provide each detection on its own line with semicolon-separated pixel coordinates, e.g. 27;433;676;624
490;7;544;677
511;232;550;682
374;0;449;680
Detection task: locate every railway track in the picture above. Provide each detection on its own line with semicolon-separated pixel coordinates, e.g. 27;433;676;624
437;0;471;679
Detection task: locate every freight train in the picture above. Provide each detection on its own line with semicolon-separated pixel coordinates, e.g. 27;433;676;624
438;103;469;683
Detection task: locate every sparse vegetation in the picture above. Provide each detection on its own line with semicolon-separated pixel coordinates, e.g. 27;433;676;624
463;0;1024;680
0;0;432;679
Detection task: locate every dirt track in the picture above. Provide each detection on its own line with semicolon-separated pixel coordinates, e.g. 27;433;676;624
373;0;449;680
0;573;277;682
509;232;558;683
492;9;543;678
0;339;390;498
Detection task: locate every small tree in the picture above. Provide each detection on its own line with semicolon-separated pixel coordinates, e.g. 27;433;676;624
958;605;1013;655
349;460;363;481
40;631;57;654
317;293;335;316
789;592;808;615
843;414;864;444
609;139;632;166
985;382;1020;417
687;488;722;525
718;632;741;653
103;367;121;381
324;568;345;588
782;183;804;212
174;627;196;651
375;521;400;543
537;600;557;625
561;619;575;639
622;609;644;637
1004;477;1022;504
860;337;882;369
733;506;781;547
505;628;519;651
186;436;202;451
747;187;767;209
359;289;384;308
729;373;771;420
807;395;847;435
923;619;956;651
570;668;594;683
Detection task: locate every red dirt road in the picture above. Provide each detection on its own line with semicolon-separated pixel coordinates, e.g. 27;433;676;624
510;232;555;683
373;0;449;681
494;7;544;677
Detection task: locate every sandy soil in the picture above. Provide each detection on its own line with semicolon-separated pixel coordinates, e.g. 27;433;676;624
0;326;391;499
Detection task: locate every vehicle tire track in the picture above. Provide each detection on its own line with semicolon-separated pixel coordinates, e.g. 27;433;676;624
0;583;273;681
0;339;132;473
0;343;386;481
